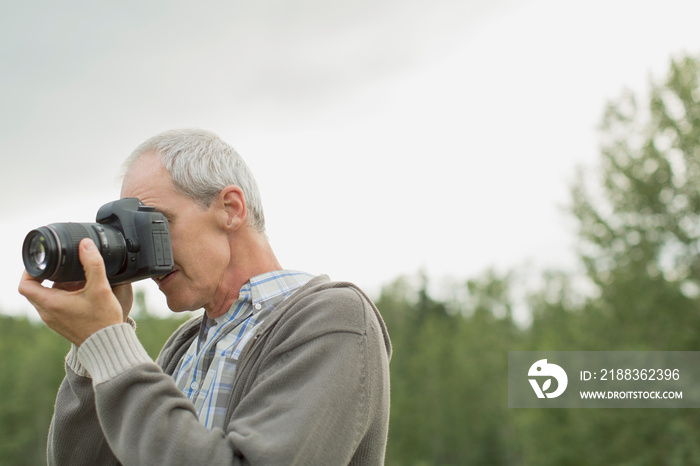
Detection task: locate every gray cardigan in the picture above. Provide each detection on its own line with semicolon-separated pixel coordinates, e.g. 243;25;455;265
48;275;392;465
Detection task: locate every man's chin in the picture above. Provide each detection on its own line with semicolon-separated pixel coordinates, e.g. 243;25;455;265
163;293;202;314
165;297;192;313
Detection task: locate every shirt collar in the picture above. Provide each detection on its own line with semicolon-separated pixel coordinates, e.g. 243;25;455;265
213;270;315;325
248;270;315;311
198;270;315;351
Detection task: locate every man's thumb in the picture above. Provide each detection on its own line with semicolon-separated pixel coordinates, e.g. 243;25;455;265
79;238;108;284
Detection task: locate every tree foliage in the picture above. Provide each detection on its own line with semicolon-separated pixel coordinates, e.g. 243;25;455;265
521;53;700;465
572;55;700;350
381;272;521;465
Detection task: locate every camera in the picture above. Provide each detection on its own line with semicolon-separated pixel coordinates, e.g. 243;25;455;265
22;197;174;285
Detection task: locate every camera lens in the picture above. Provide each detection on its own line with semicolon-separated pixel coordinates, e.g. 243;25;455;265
23;227;60;279
28;235;48;271
22;223;127;282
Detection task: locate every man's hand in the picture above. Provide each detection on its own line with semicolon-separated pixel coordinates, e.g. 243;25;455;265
18;238;133;346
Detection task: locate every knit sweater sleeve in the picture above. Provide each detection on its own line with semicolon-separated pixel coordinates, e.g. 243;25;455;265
72;323;245;465
47;346;120;465
47;317;142;465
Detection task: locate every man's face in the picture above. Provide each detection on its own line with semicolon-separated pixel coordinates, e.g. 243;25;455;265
120;153;230;313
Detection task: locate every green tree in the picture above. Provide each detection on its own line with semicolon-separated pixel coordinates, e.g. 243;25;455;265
515;53;700;466
381;271;522;465
0;316;69;466
572;54;700;350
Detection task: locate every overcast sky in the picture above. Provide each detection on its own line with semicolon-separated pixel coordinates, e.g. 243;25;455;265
3;0;700;317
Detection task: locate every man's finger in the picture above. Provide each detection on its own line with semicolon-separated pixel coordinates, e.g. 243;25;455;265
18;270;46;303
18;271;63;319
53;280;87;292
79;238;109;286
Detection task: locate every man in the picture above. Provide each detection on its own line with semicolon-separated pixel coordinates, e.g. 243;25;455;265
18;129;392;465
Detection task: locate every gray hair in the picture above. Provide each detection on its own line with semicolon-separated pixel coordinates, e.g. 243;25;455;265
123;128;266;232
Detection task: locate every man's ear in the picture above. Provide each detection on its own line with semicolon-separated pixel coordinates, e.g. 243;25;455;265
217;185;247;230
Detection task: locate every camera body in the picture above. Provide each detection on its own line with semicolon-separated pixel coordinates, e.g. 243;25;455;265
22;197;174;285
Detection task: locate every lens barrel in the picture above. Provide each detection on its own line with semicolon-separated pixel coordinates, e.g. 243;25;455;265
22;223;127;282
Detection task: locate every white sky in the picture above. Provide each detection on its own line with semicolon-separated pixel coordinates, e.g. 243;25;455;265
2;0;699;317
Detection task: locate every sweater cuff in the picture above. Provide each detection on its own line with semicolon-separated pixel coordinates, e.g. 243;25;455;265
65;344;90;378
77;323;153;386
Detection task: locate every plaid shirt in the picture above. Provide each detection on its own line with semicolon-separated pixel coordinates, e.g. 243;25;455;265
173;270;315;429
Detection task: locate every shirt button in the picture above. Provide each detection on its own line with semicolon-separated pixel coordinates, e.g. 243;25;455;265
254;303;262;310
190;381;199;391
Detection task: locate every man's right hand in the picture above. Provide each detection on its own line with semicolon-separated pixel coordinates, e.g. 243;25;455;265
18;238;133;345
